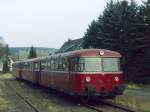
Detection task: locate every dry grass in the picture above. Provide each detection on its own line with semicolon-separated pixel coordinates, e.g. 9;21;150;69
115;86;150;112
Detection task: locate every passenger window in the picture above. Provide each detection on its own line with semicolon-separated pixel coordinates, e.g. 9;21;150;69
62;58;67;71
57;58;67;71
47;60;51;71
41;61;47;71
51;59;55;71
24;63;28;69
29;63;32;71
55;59;59;71
34;63;39;71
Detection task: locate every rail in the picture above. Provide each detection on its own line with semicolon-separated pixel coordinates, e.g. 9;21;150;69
5;80;41;112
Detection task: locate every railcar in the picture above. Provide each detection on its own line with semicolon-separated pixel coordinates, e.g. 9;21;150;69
13;49;125;101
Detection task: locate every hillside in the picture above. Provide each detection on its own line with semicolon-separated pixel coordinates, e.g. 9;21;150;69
10;47;58;61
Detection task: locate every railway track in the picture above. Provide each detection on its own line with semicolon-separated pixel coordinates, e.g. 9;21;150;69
5;80;41;112
81;99;138;112
82;104;103;112
99;100;138;112
4;76;139;112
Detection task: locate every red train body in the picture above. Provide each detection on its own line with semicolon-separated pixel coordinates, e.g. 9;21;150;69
13;49;125;99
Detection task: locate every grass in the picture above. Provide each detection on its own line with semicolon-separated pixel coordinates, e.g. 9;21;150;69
0;61;3;71
115;84;150;112
127;83;150;91
0;73;37;112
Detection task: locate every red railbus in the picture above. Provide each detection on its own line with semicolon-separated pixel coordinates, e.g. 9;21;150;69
13;49;125;101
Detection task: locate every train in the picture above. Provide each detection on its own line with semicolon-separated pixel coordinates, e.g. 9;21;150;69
13;49;125;102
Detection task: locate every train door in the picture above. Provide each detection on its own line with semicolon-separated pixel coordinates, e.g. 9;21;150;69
68;57;75;94
33;62;41;84
18;63;22;79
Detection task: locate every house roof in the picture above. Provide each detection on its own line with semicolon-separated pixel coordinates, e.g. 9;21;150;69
58;38;84;53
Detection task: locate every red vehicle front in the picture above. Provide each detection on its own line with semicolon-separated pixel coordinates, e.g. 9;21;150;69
69;49;125;98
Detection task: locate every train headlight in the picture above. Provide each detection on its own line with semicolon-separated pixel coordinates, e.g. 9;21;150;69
114;76;119;82
99;50;104;56
85;76;91;82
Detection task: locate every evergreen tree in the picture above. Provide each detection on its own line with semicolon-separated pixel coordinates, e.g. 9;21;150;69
2;44;10;72
83;0;138;52
5;44;10;57
0;37;6;59
3;58;9;72
28;46;37;59
83;20;100;48
126;0;150;83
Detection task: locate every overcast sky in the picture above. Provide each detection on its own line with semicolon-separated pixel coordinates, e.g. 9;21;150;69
0;0;142;49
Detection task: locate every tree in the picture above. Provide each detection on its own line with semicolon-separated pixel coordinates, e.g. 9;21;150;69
3;58;9;72
2;44;11;72
83;20;100;48
28;46;37;59
0;37;6;59
83;0;138;50
125;0;150;83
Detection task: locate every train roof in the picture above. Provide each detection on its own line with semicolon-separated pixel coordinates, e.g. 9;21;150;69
14;49;121;64
63;49;121;57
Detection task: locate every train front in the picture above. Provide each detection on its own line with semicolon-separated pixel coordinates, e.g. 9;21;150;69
72;49;125;98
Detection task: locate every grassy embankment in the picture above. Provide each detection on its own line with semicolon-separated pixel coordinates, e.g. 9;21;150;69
115;83;150;112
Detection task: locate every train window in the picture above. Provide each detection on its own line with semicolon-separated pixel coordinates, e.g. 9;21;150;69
103;58;119;72
51;59;55;71
41;61;47;71
30;63;33;71
70;57;103;72
53;57;67;72
62;58;67;71
54;60;59;71
34;62;39;70
47;60;51;71
23;62;29;69
79;58;102;72
70;57;80;72
58;58;67;71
